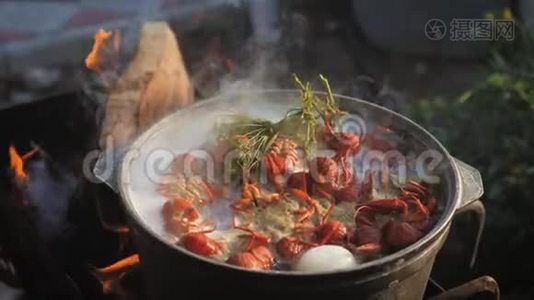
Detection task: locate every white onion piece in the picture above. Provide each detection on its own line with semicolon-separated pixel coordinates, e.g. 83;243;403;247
293;245;359;273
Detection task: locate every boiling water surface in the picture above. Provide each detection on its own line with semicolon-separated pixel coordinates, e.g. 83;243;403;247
124;94;295;241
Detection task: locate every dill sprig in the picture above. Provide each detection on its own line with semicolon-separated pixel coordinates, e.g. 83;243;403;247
290;74;319;157
218;74;342;177
220;116;278;173
319;74;340;116
287;73;341;157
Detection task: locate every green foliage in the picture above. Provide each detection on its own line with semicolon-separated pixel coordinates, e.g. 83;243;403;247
409;25;534;291
288;73;341;157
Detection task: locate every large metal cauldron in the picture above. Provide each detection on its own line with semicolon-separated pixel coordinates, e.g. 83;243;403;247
118;90;484;299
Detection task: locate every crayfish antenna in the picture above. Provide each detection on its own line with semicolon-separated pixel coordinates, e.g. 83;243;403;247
321;200;336;225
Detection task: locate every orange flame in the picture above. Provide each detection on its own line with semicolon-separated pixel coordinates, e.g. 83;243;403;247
93;254;140;294
8;145;37;184
95;254;140;275
85;28;120;73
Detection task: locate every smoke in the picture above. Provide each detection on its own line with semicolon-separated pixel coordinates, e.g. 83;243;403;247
201;1;289;98
25;159;76;240
81;1;293;191
216;54;282;95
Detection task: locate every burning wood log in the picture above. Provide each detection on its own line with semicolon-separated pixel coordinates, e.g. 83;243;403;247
96;21;194;149
83;23;193;296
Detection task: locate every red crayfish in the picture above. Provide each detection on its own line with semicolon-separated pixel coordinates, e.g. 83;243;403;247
182;229;225;257
263;137;299;191
276;236;316;261
351;180;437;253
284;158;343;223
231;181;281;213
277;201;349;261
227;245;274;270
162;198;201;236
227;225;274;270
322;114;361;185
295;201;348;246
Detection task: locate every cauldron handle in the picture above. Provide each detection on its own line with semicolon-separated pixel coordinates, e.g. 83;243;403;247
452;158;485;268
429;276;500;300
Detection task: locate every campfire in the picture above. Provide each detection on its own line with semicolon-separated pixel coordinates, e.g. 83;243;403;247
0;18;242;299
0;8;498;298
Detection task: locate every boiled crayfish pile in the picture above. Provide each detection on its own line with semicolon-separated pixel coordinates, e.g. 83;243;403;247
157;75;440;271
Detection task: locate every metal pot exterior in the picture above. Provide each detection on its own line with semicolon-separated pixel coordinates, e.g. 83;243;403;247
130;215;450;299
